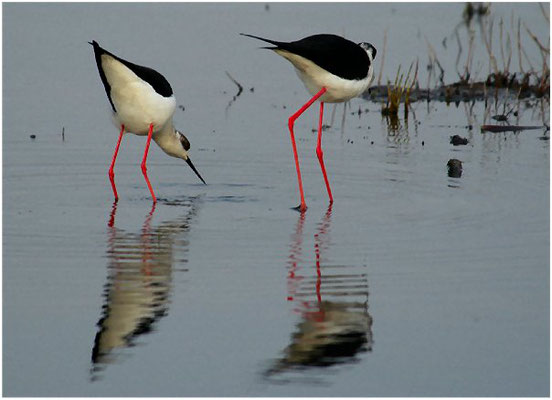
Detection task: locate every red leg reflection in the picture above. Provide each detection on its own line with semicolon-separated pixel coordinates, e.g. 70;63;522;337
286;204;333;318
108;201;118;228
141;202;157;275
312;203;332;321
287;211;306;302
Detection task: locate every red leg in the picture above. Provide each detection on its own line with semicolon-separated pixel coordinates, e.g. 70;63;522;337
141;123;157;203
108;125;125;202
288;87;327;212
316;102;333;203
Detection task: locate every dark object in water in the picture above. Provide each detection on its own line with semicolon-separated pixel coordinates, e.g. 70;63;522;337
447;159;462;178
224;71;244;113
492;114;509;122
30;134;36;139
463;2;489;25
450;135;468;145
481;125;544;133
225;71;243;97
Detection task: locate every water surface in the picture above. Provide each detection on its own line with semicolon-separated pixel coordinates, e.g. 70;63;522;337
3;2;549;397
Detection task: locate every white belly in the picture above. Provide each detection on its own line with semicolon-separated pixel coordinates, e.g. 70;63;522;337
111;84;176;135
102;55;176;135
276;50;373;103
297;68;373;103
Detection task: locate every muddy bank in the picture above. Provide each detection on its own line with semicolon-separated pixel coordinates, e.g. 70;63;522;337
366;76;549;104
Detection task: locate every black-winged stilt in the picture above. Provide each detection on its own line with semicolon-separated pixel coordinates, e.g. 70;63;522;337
241;33;376;211
89;40;206;204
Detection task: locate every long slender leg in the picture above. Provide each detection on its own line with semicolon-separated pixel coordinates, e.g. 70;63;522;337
108;124;125;202
316;102;334;203
141;123;157;203
288;87;327;212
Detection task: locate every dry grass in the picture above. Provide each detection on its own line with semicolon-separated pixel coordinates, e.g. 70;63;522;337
369;3;548;120
381;61;418;118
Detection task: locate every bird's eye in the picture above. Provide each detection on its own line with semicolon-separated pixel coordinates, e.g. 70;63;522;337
179;134;190;151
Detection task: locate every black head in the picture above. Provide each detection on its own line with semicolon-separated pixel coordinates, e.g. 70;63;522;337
176;130;190;151
358;42;377;60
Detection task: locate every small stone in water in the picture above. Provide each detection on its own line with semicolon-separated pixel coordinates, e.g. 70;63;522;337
447;159;463;178
450;135;468;145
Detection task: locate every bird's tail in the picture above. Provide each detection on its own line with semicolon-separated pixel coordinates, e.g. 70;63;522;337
89;40;107;57
240;33;281;49
88;40;102;49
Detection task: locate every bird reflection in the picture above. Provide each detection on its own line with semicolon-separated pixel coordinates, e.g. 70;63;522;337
267;205;372;378
91;198;200;378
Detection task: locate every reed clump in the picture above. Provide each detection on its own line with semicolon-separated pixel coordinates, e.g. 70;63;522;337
381;61;418;118
369;4;549;106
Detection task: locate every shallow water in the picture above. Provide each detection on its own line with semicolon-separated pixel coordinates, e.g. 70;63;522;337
3;2;550;397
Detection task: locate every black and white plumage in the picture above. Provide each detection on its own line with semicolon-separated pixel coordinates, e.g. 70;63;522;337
90;40;205;203
240;33;377;103
242;33;377;211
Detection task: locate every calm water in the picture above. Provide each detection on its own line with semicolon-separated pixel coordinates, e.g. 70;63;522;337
3;2;549;396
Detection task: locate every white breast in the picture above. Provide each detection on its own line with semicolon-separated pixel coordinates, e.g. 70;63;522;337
101;55;176;136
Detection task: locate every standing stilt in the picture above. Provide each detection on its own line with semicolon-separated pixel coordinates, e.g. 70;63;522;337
242;33;377;210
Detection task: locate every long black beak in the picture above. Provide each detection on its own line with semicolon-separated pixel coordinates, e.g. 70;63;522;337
186;157;206;184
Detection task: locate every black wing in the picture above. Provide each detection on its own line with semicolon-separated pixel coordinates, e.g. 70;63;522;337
89;40;173;112
241;33;370;81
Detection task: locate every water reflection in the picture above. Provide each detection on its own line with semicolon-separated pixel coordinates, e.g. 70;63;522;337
91;198;201;379
267;206;372;380
383;105;420;147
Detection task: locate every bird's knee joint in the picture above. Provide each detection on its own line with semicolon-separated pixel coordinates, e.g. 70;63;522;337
141;164;147;174
316;147;323;159
288;117;295;130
